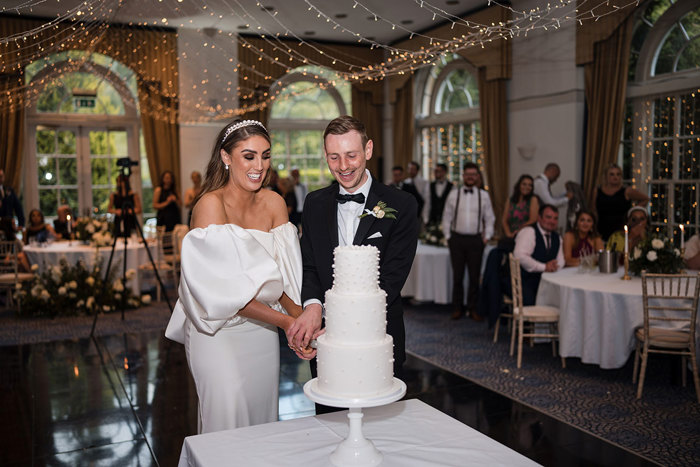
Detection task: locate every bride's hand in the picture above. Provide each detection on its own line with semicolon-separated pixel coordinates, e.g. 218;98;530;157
287;303;322;350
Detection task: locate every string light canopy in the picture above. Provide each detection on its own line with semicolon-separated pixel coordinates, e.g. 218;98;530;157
1;0;641;122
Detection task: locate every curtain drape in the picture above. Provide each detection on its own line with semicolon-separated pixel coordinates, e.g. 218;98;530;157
0;72;24;191
478;68;509;234
351;82;383;177
391;76;414;172
582;16;634;206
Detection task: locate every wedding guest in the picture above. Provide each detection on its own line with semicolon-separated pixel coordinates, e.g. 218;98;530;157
278;176;297;218
513;204;565;306
683;233;700;270
289;167;307;228
266;169;282;195
442;162;496;320
606;206;648;254
533;163;570;210
0;169;25;229
405;161;429;220
502;174;539;240
164;119;306;433
108;174;142;237
425;163;453;225
53;205;76;239
391;166;424;218
23;209;56;244
153;170;181;232
563;210;604;267
184;170;203;227
595;163;648;241
564;181;587;231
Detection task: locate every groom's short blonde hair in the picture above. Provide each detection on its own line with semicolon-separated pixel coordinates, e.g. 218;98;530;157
323;115;369;148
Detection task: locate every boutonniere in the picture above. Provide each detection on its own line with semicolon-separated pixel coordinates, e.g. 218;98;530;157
359;201;397;219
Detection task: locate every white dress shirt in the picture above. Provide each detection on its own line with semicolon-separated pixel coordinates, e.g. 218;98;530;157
441;186;495;242
533;173;567;207
513;223;565;273
293;183;307;214
303;170;372;311
406;175;429;220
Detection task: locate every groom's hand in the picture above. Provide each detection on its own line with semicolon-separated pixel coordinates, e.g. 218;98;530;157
288;303;323;350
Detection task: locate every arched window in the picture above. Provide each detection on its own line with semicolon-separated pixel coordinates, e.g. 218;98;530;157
414;54;482;185
24;52;152;220
620;1;700;240
268;65;350;191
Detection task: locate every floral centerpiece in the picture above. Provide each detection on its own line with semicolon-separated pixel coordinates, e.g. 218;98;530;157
14;258;151;318
629;235;684;275
75;216;113;247
420;222;447;247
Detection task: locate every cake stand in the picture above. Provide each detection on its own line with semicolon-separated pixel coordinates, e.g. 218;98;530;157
304;377;406;467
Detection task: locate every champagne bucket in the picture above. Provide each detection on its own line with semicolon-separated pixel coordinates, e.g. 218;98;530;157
598;250;618;273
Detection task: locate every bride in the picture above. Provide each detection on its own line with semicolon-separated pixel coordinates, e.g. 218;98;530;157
165;119;313;433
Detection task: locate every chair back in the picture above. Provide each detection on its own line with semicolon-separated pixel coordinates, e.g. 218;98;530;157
172;224;189;260
0;240;20;277
641;272;700;342
508;253;524;313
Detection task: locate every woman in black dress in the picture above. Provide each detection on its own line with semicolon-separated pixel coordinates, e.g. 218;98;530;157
594;164;648;241
108;174;142;237
153;170;181;232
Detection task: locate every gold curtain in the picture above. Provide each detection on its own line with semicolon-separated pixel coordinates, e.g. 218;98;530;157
351;82;383;177
0;72;24;191
0;17;181;194
576;0;639;66
478;68;509;233
391;76;414;171
582;16;634;206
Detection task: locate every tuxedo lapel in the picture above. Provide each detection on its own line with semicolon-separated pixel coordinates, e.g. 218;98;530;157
326;184;339;249
353;180;380;245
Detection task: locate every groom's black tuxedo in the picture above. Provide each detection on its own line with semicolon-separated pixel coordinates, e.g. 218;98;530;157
301;178;419;376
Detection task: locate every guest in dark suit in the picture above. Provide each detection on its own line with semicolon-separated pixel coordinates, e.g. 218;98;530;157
0;169;25;229
513;204;565;306
425;163;453;225
288;115;419;396
391;166;423;218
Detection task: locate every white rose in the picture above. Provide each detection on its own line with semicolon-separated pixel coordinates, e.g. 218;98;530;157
86;223;95;234
86;296;95;309
31;285;42;297
113;280;124;292
68;280;78;289
674;248;680;257
651;239;664;250
93;220;101;228
86;276;95;287
114;293;122;300
40;290;50;300
376;210;386;219
141;294;152;305
633;247;642;260
31;264;39;272
647;250;658;261
372;205;381;214
77;299;85;307
103;305;110;312
58;286;67;295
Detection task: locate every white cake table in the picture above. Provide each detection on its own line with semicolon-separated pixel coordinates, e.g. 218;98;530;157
178;399;540;466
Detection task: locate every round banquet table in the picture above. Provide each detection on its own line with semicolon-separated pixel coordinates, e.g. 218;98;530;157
536;267;699;369
24;239;157;295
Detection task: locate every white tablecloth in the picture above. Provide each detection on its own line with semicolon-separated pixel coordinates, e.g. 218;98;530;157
179;399;539;467
24;239;157;295
536;267;698;369
401;243;493;304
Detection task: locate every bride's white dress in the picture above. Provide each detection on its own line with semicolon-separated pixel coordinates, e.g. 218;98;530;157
165;222;302;434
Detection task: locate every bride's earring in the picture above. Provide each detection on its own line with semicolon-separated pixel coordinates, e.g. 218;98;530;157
225;164;229;171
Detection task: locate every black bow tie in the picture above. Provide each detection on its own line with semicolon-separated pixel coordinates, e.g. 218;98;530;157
464;188;474;194
336;193;366;204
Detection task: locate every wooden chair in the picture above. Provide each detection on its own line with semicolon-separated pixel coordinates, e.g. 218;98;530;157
138;226;177;301
493;295;513;344
508;253;566;369
633;272;700;402
0;240;35;312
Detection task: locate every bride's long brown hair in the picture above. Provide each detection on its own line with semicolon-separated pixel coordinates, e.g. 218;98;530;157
192;119;271;209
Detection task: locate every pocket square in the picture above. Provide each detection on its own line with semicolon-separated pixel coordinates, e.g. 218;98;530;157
368;232;382;240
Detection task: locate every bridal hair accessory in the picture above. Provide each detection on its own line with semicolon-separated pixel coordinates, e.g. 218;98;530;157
221;120;266;144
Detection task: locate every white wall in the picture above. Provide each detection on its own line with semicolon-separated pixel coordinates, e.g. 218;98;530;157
507;0;584;202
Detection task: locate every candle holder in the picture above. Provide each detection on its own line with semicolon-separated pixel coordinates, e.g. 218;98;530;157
622;252;631;280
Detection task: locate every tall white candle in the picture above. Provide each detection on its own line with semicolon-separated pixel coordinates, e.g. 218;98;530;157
624;225;629;254
680;224;685;249
66;214;72;234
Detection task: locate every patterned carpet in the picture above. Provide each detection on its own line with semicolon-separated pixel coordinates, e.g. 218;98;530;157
403;303;700;467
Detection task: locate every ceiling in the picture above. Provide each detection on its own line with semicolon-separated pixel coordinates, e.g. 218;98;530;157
2;0;486;44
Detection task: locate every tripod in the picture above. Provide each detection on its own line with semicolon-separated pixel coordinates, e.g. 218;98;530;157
90;170;174;337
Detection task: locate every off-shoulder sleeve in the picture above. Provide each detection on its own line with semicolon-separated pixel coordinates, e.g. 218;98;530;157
271;222;302;306
165;224;283;343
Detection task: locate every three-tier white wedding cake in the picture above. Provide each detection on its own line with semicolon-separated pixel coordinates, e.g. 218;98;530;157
315;245;395;399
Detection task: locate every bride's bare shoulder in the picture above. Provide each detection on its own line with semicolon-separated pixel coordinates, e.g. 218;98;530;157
191;191;227;228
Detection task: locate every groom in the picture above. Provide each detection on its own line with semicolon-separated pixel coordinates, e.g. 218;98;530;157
288;115;419;386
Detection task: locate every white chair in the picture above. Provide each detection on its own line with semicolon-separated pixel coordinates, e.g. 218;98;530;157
138;226;177;301
508;253;566;369
171;223;189;282
633;272;700;402
0;240;35;312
